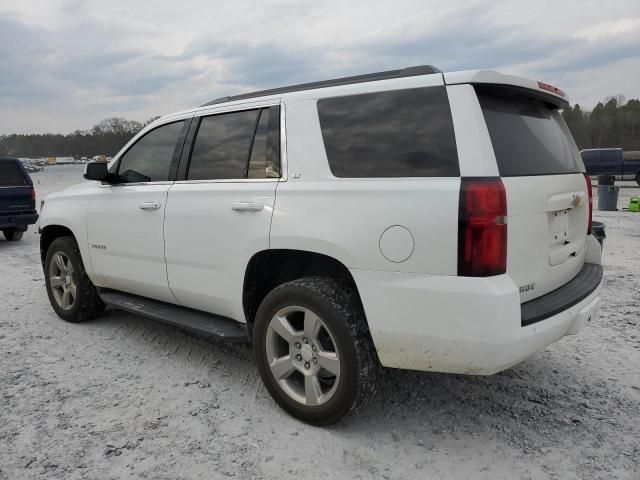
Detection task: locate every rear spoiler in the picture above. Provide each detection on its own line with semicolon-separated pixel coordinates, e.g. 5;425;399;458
444;70;569;109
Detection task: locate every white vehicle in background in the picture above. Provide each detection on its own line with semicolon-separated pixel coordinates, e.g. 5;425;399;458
39;66;603;425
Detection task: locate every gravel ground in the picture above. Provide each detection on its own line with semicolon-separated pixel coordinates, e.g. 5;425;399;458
1;165;639;479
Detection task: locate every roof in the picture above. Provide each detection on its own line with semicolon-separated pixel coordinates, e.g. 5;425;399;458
201;65;441;106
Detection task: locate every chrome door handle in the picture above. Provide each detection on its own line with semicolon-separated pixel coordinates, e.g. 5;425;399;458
231;202;264;212
139;202;161;210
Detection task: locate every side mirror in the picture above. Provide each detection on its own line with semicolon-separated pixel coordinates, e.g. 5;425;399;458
83;161;109;181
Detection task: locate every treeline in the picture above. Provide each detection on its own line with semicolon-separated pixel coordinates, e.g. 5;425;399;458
562;96;640;151
2;95;640;158
0;117;159;158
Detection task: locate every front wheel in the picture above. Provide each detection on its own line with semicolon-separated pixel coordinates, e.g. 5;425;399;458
44;236;105;322
253;277;381;425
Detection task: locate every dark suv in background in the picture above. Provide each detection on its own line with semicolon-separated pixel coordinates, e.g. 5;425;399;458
0;157;38;241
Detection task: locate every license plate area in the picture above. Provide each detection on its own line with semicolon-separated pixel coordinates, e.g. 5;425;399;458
550;210;569;246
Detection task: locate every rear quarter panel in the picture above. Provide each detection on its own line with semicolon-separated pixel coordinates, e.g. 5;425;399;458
272;78;460;275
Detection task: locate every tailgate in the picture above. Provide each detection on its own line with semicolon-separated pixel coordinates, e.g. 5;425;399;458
503;174;589;302
475;86;589;303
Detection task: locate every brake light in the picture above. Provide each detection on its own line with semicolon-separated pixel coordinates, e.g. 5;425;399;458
537;81;565;97
30;186;36;201
584;174;593;234
458;178;507;277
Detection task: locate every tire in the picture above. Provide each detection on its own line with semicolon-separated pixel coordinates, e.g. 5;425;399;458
253;276;381;425
3;229;24;241
635;172;640;186
44;236;105;322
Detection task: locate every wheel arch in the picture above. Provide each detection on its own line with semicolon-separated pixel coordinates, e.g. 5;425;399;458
242;249;362;329
40;224;77;267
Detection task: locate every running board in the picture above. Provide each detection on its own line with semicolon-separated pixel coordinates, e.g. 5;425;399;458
99;291;249;342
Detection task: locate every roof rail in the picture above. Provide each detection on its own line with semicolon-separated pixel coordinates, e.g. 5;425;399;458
201;65;441;107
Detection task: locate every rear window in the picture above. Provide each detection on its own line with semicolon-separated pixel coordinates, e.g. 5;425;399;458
317;87;459;178
476;87;583;176
0;161;28;186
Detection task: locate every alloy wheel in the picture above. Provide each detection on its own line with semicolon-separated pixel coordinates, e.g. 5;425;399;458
265;306;341;406
49;252;77;310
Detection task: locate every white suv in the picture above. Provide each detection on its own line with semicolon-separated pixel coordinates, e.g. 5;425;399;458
39;66;603;425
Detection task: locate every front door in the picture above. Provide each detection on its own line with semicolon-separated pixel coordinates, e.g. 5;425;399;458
87;119;188;302
164;105;281;321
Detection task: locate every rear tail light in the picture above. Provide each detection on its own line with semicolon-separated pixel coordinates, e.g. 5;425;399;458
458;177;507;277
30;185;36;201
584;174;593;234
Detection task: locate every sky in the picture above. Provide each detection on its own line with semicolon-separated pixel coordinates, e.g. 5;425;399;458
1;0;639;134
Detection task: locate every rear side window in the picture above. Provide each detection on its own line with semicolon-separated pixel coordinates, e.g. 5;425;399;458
0;161;28;186
476;87;583;176
317;87;459;178
187;106;281;180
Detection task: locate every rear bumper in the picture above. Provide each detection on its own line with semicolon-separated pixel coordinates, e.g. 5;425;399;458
521;263;602;326
352;264;602;375
0;212;39;230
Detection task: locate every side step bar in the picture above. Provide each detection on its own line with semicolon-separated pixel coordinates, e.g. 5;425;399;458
99;290;249;342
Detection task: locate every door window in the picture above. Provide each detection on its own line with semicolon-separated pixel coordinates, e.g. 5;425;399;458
247;107;281;178
581;151;600;163
187;106;281;180
116;121;185;183
600;150;618;163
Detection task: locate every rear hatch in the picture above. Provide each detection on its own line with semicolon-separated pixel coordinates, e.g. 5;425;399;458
0;160;35;214
475;86;589;303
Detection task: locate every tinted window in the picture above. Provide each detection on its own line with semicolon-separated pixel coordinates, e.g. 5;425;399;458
317;87;459;178
476;87;583;176
117;121;185;183
247;109;269;178
247;106;281;179
0;161;28;186
600;150;618;162
581;151;600;163
188;110;259;180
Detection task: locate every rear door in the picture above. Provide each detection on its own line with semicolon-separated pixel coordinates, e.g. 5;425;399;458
164;105;281;321
475;86;589;302
0;160;34;214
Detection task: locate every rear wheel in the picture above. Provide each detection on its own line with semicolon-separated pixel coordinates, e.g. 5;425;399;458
253;277;381;425
44;236;105;322
3;229;24;241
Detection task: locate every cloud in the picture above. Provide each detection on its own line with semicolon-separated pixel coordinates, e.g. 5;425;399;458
0;0;639;133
